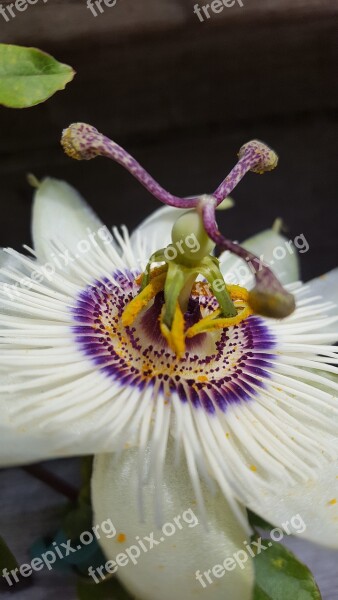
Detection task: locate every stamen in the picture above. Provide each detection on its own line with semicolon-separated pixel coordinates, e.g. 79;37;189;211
186;284;252;337
122;271;167;327
201;201;296;319
137;262;168;290
160;302;185;358
186;303;252;337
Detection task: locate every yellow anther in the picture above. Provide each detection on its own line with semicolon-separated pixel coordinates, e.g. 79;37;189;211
226;284;250;303
248;286;296;319
160;302;185;358
122;272;166;327
186;283;252;337
186;302;253;338
192;282;249;303
124;272;252;357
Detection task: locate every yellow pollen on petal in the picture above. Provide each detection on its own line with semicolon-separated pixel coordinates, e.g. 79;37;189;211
328;498;337;506
250;465;257;472
122;272;166;327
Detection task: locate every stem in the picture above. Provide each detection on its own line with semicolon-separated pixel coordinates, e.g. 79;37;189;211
22;465;78;502
199;257;237;317
178;272;198;313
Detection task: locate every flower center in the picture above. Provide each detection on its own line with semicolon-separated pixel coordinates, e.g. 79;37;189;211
72;270;276;412
121;209;254;358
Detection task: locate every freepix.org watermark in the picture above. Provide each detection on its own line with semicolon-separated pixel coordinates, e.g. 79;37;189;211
1;518;116;587
2;225;115;301
88;507;199;583
213;232;309;292
86;0;117;17
193;0;244;23
195;513;306;588
2;227;201;302
0;0;47;22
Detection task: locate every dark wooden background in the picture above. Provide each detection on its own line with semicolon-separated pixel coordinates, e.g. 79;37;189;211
0;1;338;598
0;0;338;279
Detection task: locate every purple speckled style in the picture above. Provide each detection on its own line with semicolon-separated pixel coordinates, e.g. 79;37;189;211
63;124;293;313
212;140;278;205
71;270;276;414
201;201;296;316
63;124;275;209
64;123;196;209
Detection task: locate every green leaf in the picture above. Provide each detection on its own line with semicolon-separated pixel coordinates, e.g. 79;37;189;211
62;457;94;540
77;577;133;600
0;44;75;108
254;589;272;600
62;503;93;541
254;540;322;600
0;535;18;571
248;509;274;531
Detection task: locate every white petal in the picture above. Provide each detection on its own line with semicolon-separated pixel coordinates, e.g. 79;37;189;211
245;369;338;549
0;241;132;467
1;219;337;564
32;177;114;264
220;229;300;288
0;403;88;466
0;248;22;283
247;458;338;549
92;442;254;600
304;268;338;304
296;269;338;337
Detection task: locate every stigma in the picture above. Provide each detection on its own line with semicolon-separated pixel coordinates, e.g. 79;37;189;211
61;122;295;327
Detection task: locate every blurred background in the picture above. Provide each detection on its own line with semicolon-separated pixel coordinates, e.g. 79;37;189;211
0;0;338;598
1;0;338;278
